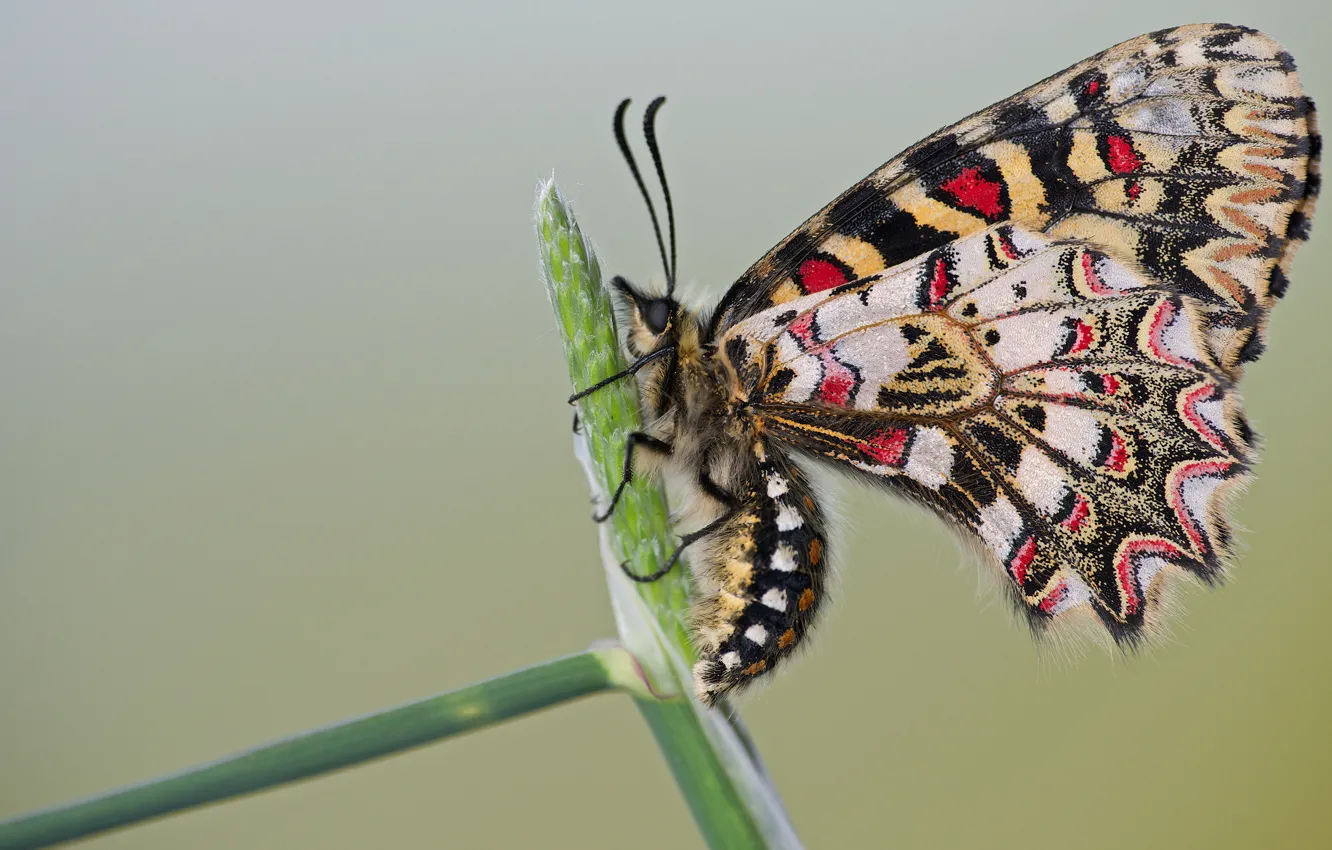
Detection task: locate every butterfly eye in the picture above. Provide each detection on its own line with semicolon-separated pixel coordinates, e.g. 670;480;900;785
644;298;673;334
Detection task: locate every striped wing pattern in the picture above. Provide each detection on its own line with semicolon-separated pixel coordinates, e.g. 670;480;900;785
712;24;1318;376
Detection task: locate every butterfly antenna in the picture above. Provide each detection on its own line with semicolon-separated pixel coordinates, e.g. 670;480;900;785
642;96;677;295
614;98;672;295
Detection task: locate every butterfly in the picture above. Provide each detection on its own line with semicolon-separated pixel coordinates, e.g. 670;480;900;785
569;24;1319;704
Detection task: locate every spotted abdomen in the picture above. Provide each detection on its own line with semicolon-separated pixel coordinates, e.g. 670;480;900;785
691;441;827;703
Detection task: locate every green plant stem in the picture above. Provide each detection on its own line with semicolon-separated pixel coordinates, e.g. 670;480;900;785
536;177;691;688
537;178;799;850
0;650;619;850
636;701;766;848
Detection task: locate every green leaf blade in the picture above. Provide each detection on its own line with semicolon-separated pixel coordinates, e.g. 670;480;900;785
0;652;618;850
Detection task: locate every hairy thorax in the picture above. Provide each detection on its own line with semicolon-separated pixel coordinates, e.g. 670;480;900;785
634;313;759;508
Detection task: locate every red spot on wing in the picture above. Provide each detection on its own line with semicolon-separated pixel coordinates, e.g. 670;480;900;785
928;256;949;308
1147;299;1190;366
1115;556;1140;616
1106;136;1142;174
1086;79;1101;96
817;354;856;406
1102;429;1129;472
1062;318;1094;355
1113;539;1186;618
1039;579;1068;613
1167;459;1234;554
1101;373;1121;395
1062;494;1090;532
939;167;1005;218
798;257;847;294
1009;536;1037;585
1081;252;1115;295
862;427;910;466
996;231;1020;260
1127;180;1142;201
1181;383;1227;451
787;311;817;347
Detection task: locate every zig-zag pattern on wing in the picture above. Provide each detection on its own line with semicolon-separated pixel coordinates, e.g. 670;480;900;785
711;23;1319;376
719;225;1251;636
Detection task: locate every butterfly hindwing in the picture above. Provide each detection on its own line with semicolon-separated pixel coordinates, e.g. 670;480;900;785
721;225;1252;635
710;23;1318;375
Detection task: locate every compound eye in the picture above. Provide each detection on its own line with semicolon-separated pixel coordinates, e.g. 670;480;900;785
644;298;673;335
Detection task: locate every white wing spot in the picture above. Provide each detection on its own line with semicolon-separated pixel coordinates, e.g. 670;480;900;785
1161;305;1203;363
978;496;1024;559
766;474;789;498
1135;556;1169;592
1046;572;1093;615
744;624;769;646
905;426;954;490
1016;445;1070;516
1042;404;1104;466
720;651;741;670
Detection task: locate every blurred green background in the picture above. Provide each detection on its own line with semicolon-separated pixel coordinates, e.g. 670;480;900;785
3;2;1329;848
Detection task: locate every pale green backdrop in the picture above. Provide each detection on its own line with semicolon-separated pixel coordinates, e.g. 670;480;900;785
3;2;1329;848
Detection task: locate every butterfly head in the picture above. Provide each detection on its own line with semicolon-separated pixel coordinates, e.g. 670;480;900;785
612;274;678;355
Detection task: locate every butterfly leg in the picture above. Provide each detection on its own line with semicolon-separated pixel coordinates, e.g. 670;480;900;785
619;507;738;584
616;449;741;582
567;346;674;404
695;449;740;509
594;432;672;522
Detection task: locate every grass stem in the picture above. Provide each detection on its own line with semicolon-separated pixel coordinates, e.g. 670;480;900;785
0;650;621;850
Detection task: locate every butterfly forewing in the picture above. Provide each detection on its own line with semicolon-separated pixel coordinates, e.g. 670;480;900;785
711;24;1317;375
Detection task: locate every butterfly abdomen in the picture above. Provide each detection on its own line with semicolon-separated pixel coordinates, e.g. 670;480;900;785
691;441;828;704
